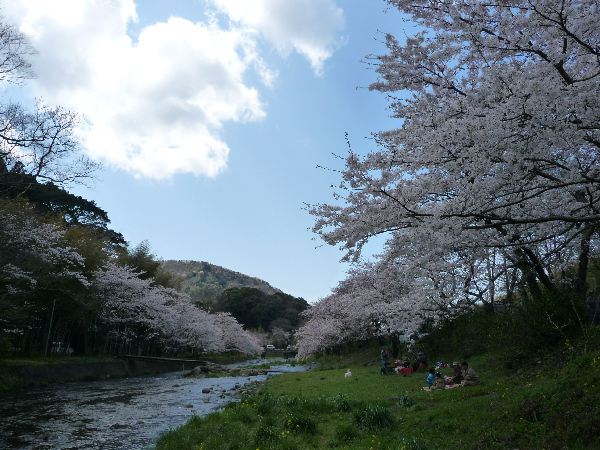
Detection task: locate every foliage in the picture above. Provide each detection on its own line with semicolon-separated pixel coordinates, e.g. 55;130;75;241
421;290;590;364
397;394;414;408
213;287;309;332
0;202;264;356
0;199;262;358
353;405;396;430
0;172;116;231
0;199;90;347
116;241;180;289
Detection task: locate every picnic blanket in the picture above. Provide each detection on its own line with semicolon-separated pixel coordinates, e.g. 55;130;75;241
422;384;458;391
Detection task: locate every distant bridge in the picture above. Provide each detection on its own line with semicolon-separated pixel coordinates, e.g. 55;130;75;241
120;352;298;368
120;355;208;372
262;349;298;359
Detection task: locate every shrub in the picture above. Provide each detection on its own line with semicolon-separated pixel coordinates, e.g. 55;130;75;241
253;424;280;445
277;394;349;414
353;405;395;430
422;290;588;362
0;337;13;356
397;395;414;408
334;422;361;442
255;392;277;415
227;404;257;425
396;435;431;450
283;411;318;434
331;392;353;412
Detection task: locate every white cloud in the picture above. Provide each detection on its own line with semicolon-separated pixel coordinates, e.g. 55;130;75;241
209;0;345;75
3;0;267;179
1;0;344;179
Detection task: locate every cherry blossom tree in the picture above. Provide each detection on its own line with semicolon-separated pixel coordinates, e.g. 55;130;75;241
295;314;345;359
304;0;600;356
296;247;477;357
0;200;89;352
93;262;167;353
161;298;221;354
270;326;291;349
311;0;599;295
92;261;261;356
211;312;263;355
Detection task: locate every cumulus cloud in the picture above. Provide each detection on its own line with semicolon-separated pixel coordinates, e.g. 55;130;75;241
209;0;345;75
1;0;344;179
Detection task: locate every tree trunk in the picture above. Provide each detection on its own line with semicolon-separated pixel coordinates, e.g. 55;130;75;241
575;226;595;304
521;247;558;295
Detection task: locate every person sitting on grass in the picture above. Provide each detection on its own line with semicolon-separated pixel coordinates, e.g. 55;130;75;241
445;361;463;385
431;372;446;390
427;368;435;387
460;361;479;386
412;352;428;372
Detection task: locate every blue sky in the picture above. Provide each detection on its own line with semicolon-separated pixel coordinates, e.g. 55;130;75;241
1;0;413;303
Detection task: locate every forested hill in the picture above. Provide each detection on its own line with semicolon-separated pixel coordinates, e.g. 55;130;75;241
161;260;281;305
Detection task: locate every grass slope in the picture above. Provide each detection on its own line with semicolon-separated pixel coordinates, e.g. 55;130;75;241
155;333;600;450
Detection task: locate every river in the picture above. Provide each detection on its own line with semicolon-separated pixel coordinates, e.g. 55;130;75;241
0;360;306;450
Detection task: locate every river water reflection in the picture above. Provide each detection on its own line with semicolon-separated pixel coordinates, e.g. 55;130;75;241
0;360;306;450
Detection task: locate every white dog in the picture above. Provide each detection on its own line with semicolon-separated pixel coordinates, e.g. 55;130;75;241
344;369;352;378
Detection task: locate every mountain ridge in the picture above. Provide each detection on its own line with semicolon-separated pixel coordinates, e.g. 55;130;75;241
161;260;282;306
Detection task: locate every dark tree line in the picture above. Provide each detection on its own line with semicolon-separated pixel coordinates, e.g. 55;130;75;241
212;287;309;332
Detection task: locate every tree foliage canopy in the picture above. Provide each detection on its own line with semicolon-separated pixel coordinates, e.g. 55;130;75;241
214;287;309;331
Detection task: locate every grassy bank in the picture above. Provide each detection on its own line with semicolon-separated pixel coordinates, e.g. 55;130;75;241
155;332;600;449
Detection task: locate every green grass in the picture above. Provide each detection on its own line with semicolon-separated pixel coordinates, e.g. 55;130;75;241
155;333;600;449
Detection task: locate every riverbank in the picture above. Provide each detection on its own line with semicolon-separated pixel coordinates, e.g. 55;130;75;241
156;335;600;449
0;353;262;391
0;358;193;391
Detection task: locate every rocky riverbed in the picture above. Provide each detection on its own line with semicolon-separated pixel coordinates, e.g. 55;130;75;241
182;361;268;378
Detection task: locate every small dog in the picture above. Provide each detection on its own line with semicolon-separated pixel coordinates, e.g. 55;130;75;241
344;369;352;378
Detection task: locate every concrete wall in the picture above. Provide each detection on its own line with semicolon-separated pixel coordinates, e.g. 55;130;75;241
12;359;206;387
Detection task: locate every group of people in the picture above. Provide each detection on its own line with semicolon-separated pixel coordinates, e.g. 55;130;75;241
382;348;429;373
381;348;429;375
426;361;479;390
412;352;428;372
380;347;480;389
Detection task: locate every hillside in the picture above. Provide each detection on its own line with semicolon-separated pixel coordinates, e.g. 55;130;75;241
161;260;282;306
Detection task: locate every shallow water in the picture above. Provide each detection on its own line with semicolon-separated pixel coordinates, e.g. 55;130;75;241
0;360;305;450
